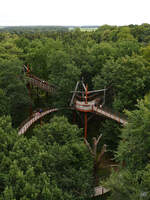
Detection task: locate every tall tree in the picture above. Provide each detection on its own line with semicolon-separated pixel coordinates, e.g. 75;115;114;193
0;116;94;199
93;56;150;110
104;94;150;199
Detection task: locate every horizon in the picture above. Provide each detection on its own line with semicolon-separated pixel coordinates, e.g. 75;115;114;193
0;23;149;27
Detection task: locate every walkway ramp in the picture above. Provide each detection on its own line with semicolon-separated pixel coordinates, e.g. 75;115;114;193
93;105;127;125
27;74;56;93
18;108;59;135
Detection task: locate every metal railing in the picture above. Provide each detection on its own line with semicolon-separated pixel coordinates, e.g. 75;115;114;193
18;107;73;135
93;105;127;125
18;108;59;135
26;73;56;93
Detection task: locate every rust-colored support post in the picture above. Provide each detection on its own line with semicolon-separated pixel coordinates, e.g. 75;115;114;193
84;112;87;139
84;84;88;138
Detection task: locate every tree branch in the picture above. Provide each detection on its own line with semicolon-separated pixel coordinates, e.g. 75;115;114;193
84;138;94;156
95;134;102;146
97;144;107;166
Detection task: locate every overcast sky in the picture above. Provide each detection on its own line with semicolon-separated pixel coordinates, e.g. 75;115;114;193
0;0;150;26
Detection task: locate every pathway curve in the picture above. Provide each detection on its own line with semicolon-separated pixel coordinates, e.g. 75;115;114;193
18;108;59;135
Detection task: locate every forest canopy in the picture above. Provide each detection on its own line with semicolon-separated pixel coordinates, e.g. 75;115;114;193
0;24;150;199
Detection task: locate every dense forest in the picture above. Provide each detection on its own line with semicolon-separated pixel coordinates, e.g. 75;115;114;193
1;23;150;199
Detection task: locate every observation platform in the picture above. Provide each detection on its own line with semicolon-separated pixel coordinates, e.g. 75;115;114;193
75;99;127;125
75;99;99;112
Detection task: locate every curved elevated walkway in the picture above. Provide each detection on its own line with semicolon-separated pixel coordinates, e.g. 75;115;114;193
18;108;59;135
18;77;119;196
19;103;127;135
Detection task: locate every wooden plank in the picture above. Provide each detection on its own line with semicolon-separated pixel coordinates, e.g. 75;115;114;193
94;186;110;196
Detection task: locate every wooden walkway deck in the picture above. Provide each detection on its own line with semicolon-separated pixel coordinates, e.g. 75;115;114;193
93;105;127;125
27;74;55;93
18;108;59;135
18;103;127;135
94;186;110;196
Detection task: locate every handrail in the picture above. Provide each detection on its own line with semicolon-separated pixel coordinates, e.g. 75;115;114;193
18;108;59;135
18;107;51;130
93;105;127;125
18;107;73;135
26;73;56;93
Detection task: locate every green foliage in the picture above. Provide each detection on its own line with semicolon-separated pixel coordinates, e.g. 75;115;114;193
100;120;121;152
0;89;9;116
93;56;150;110
1;24;150;199
117;27;135;41
141;44;150;62
0;34;23;60
116;94;150;171
32;116;82;145
104;94;150;199
0;116;93;199
130;23;150;42
32;116;93;199
91;42;117;72
0;59;31;126
104;170;145;200
49;63;81;107
115;40;140;57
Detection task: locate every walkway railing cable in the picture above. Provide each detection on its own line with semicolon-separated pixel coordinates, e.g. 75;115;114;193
26;73;56;93
18;107;73;135
93;105;127;125
18;108;59;135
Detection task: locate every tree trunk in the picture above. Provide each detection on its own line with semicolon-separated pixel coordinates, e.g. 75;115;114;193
93;161;99;186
